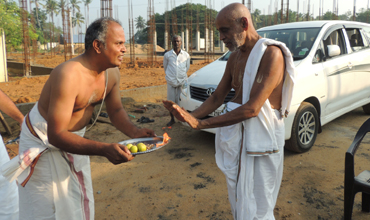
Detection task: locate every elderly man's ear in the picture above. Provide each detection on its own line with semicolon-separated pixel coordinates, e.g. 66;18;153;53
240;17;248;30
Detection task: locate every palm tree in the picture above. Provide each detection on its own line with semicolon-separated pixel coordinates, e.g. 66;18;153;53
82;0;92;30
30;0;41;27
135;16;146;31
70;0;81;17
72;12;85;52
251;9;262;29
72;12;85;31
70;0;81;36
41;0;59;56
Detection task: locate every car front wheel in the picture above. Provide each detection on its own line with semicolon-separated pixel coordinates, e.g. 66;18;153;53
285;102;319;153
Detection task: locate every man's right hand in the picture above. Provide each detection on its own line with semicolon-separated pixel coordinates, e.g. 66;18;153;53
163;100;202;129
104;143;134;164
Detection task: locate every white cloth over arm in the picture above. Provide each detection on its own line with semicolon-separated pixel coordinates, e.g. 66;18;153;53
242;38;296;155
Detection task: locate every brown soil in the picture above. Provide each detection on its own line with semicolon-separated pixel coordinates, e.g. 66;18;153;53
2;54;370;219
2;54;207;104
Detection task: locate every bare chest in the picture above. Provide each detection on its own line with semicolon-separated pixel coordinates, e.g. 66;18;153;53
73;76;108;113
230;52;250;101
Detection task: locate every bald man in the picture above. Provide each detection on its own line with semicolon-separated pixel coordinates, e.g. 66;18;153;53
163;3;296;219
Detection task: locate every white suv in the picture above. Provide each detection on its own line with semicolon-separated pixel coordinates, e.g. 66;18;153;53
179;20;370;153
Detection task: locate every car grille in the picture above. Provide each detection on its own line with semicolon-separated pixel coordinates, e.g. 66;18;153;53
190;86;235;104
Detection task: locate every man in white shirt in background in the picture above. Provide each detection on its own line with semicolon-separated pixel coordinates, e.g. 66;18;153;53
163;35;190;126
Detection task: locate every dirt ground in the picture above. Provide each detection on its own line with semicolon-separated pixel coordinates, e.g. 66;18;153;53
2;54;370;219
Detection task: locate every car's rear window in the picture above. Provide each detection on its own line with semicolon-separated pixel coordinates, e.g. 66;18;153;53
257;27;321;60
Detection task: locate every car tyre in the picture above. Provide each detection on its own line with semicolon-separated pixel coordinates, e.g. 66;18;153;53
362;103;370;115
285;102;319;153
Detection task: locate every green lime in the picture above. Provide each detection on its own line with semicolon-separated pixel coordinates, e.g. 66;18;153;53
126;143;133;150
137;143;147;152
130;145;138;153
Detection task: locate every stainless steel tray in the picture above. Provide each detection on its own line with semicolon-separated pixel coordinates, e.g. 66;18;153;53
118;136;170;155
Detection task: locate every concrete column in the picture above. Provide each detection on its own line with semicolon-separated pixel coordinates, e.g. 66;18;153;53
0;29;8;82
185;28;189;52
196;30;200;51
154;31;157;52
164;31;168;50
205;28;209;53
69;12;74;55
210;30;214;52
221;41;225;52
181;32;185;50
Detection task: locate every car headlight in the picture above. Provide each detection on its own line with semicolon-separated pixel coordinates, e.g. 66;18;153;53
181;81;188;97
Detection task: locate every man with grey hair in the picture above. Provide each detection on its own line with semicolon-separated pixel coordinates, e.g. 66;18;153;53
163;35;190;126
3;17;155;220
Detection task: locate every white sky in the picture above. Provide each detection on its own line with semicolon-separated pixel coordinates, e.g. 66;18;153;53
42;0;370;36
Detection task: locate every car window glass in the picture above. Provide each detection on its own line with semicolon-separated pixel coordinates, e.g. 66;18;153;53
312;41;324;64
323;29;346;58
362;27;370;43
345;28;367;51
360;30;369;47
258;27;320;61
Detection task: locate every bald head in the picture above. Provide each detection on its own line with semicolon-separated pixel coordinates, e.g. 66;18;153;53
216;3;258;51
217;3;252;24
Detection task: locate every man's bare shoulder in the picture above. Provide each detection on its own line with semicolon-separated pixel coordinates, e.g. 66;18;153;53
263;45;284;62
49;59;84;84
106;67;120;79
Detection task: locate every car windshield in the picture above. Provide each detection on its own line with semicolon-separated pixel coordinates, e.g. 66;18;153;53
257;27;321;61
219;51;232;61
218;27;321;61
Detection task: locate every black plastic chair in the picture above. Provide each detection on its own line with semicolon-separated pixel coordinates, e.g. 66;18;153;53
344;118;370;219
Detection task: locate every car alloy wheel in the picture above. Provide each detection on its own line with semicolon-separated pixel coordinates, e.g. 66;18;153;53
285;102;319;153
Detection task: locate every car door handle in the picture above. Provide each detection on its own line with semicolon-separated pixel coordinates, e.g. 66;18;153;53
348;62;353;69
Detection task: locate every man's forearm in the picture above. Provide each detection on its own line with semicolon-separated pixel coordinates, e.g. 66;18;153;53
198;104;258;129
108;107;139;138
0;91;24;124
48;130;108;156
191;95;225;119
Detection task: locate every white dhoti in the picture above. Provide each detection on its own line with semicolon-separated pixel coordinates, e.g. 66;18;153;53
167;84;182;104
0;135;19;220
215;38;296;220
215;103;284;220
1;103;94;220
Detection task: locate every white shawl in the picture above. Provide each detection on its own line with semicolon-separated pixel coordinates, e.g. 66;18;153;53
242;38;296;155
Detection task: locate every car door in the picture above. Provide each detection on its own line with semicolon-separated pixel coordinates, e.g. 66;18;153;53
321;27;355;117
344;25;370;103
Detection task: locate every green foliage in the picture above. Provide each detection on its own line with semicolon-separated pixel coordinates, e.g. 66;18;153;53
32;8;47;31
134;29;147;44
147;3;218;48
0;0;38;50
135;16;146;31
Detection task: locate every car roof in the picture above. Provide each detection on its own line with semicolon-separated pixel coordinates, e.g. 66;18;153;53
257;20;370;31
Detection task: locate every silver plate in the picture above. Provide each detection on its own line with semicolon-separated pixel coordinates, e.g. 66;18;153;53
118;136;170;155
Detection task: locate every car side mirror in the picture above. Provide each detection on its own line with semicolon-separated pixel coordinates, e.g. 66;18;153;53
327;45;341;57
